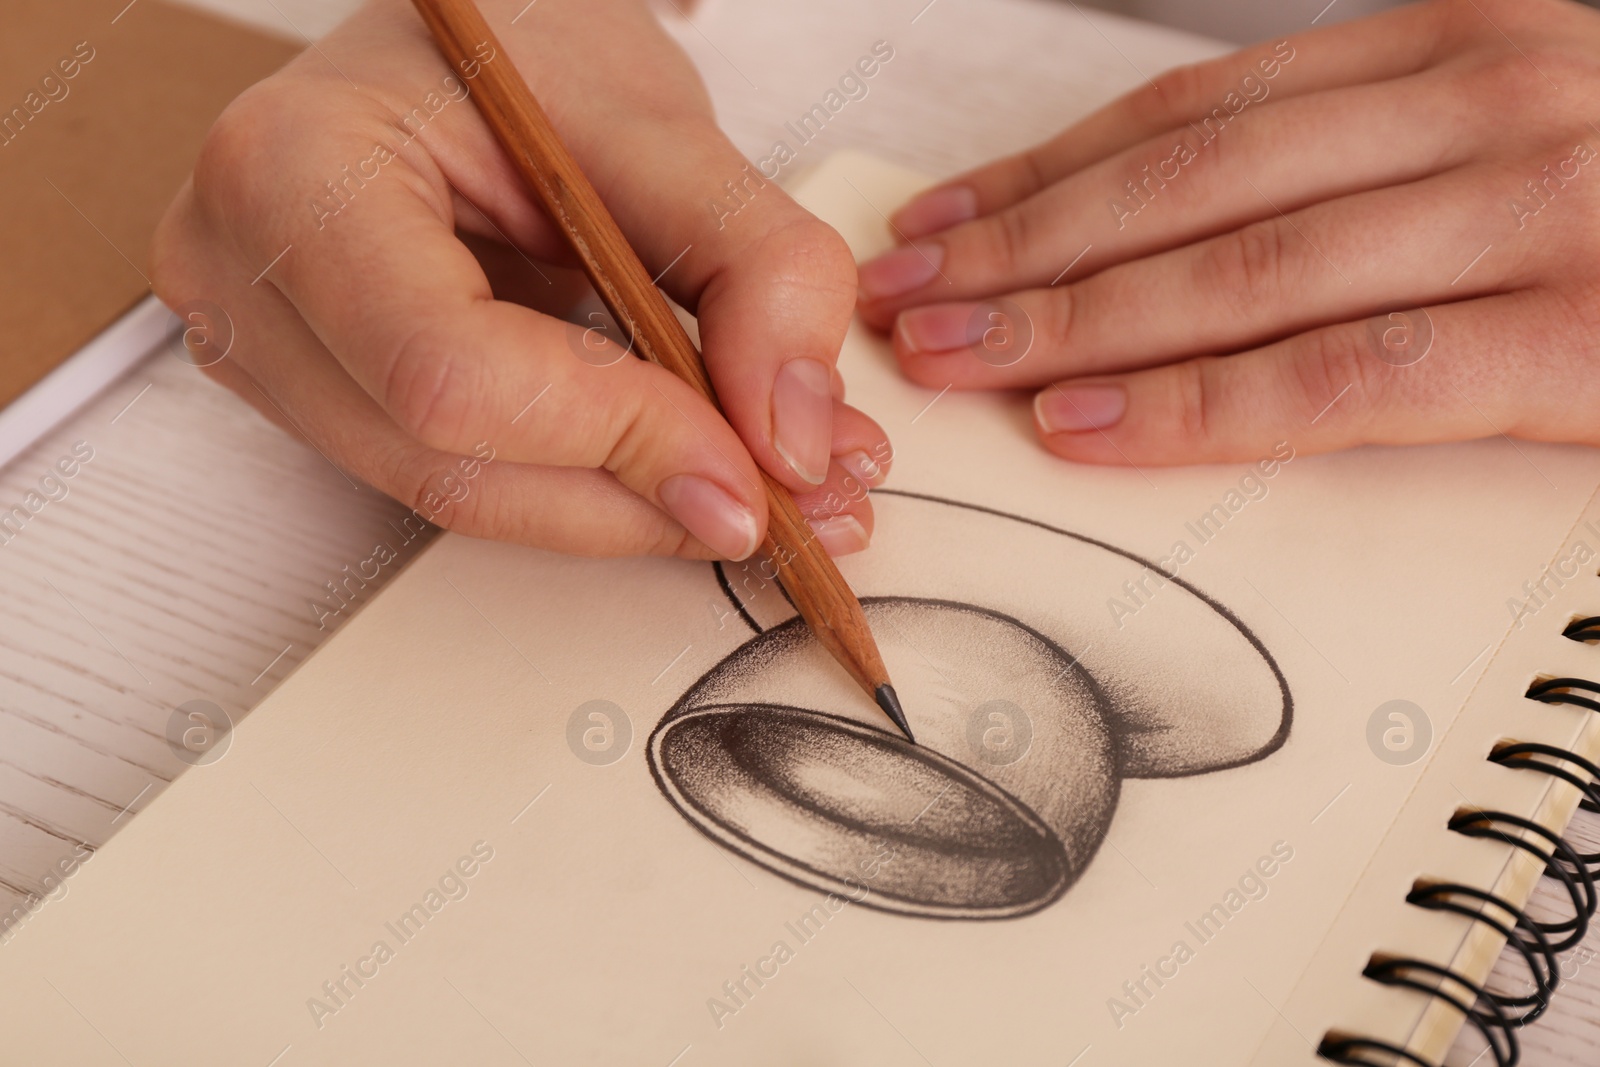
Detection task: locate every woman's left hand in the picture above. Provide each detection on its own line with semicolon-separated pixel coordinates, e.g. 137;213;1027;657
857;0;1600;466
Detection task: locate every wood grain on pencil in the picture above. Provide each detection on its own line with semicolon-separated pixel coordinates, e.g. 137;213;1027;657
409;0;913;742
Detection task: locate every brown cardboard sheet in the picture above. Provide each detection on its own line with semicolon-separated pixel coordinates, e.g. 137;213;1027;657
0;0;299;409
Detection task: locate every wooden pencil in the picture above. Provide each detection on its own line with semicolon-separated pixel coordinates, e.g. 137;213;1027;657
409;0;914;742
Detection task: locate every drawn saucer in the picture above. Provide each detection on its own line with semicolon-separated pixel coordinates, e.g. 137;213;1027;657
648;491;1291;920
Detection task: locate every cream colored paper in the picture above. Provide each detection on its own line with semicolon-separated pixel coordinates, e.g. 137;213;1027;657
2;152;1598;1066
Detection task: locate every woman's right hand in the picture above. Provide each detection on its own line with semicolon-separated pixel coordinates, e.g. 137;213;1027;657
153;0;893;561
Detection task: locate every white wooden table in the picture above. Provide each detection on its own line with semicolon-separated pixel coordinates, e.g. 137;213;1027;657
1;0;1594;1061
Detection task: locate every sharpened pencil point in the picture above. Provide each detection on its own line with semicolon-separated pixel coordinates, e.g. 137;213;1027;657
875;684;914;744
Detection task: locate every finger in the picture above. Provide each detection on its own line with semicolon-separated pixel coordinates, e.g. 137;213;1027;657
197;338;717;558
157;202;763;562
507;142;866;509
1027;291;1600;466
440;2;861;495
190;103;768;561
563;120;858;493
793;400;895;557
795;460;877;558
442;103;860;498
890;1;1452;238
185;208;892;562
860;68;1479;325
690;210;859;493
892;167;1518;389
827;398;895;491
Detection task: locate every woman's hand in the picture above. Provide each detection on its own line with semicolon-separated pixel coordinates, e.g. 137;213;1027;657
153;0;890;560
858;0;1600;466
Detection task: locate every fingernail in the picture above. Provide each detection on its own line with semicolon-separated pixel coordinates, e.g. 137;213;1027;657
839;449;886;487
858;243;944;302
809;514;870;557
1035;385;1127;433
896;302;985;354
658;474;761;560
893;185;977;239
771;358;833;485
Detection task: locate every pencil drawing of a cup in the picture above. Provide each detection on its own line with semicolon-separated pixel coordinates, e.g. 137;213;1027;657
648;491;1291;920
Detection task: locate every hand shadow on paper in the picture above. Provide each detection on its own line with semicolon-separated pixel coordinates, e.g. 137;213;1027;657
647;490;1291;921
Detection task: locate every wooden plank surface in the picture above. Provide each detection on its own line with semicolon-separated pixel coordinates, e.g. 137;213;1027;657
0;0;1593;1061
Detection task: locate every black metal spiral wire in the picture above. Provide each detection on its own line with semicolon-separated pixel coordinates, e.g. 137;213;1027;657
1317;1034;1437;1067
1448;810;1595;952
1563;616;1600;643
1525;676;1600;714
1491;742;1600;820
1363;957;1518;1066
1404;882;1560;1027
1319;595;1600;1065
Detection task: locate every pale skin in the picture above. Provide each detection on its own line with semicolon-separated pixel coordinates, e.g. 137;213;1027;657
153;0;887;563
157;0;1600;564
859;0;1600;466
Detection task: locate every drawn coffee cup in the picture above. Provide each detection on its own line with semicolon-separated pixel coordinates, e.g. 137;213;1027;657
649;492;1291;920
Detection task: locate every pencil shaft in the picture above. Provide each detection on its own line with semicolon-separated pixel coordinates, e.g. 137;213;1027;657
410;0;703;392
411;0;906;738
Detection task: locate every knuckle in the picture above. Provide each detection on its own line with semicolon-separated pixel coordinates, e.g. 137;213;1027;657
1010;147;1050;200
189;82;293;225
1037;286;1077;354
1135;62;1208;128
1171;357;1216;444
1287;326;1381;425
767;213;855;279
593;376;665;480
374;450;433;525
750;212;853;281
1190;111;1240;174
796;213;857;276
985;206;1034;277
1157;123;1229;204
381;320;478;451
651;522;704;560
734;212;858;331
383;450;480;535
422;484;477;535
1201;220;1293;311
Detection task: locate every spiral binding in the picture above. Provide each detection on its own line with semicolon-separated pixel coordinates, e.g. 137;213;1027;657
1318;610;1600;1066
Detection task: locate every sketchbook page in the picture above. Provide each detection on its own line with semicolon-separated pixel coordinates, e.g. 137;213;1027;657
2;152;1599;1067
1260;488;1600;1064
790;153;1600;1065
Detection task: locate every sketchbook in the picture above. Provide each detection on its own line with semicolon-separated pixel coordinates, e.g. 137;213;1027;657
3;152;1599;1067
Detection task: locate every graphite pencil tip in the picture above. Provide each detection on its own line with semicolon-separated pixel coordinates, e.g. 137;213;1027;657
875;684;915;744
